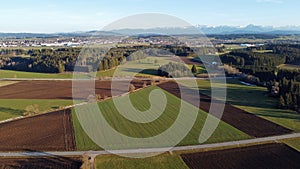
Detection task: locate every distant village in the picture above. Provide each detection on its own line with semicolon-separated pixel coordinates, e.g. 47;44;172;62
0;35;253;48
1;34;298;49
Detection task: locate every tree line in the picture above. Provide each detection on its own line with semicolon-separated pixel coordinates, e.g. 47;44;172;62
220;48;285;83
276;69;300;111
0;45;196;73
158;62;193;78
220;44;300;112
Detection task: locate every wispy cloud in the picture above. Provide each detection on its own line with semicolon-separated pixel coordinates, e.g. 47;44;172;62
256;0;284;4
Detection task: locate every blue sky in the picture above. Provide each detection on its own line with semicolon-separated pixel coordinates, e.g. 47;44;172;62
0;0;298;33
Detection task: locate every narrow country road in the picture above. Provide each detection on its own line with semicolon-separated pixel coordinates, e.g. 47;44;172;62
0;76;237;81
0;132;299;157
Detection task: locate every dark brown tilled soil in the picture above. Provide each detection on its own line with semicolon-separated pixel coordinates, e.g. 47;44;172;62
0;109;76;151
0;80;147;100
0;157;82;169
181;143;300;169
158;81;292;137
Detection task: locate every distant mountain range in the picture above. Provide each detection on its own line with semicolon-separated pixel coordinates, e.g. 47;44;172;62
197;24;300;35
1;25;300;38
110;25;300;35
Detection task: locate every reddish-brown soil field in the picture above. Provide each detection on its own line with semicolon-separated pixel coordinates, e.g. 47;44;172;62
0;109;76;151
158;81;292;137
181;143;300;169
0;80;147;100
0;156;82;169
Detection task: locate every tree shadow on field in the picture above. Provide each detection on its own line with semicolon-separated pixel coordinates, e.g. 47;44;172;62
122;68;158;76
252;108;300;121
0;107;25;116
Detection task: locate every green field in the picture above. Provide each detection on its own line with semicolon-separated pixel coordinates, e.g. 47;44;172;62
97;56;207;78
72;86;250;151
95;154;188;169
253;49;273;53
282;138;300;152
186;64;207;74
0;99;73;121
97;57;171;78
97;68;117;78
216;44;246;55
0;57;173;79
183;79;300;132
0;69;75;79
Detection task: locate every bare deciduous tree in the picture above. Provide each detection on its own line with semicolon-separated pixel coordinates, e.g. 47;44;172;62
129;84;136;92
23;104;40;116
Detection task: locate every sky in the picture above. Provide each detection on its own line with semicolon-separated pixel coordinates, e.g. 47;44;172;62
0;0;299;33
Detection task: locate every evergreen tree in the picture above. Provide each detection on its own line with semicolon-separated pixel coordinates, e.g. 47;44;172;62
285;93;293;108
58;62;65;73
279;95;286;108
103;59;108;70
191;65;197;74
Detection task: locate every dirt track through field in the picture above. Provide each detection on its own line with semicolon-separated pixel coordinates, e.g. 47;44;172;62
0;109;76;151
181;143;300;169
158;81;292;137
0;80;147;100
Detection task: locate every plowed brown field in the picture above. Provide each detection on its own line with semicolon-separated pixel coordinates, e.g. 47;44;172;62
0;109;76;151
181;143;300;169
0;80;147;100
158;81;292;137
0;156;82;169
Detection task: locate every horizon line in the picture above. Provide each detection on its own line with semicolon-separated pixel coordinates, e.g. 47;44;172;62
1;24;300;34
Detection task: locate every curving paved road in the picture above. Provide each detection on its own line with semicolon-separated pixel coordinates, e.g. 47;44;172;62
0;132;299;157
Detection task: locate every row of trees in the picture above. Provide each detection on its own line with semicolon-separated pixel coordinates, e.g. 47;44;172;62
277;69;300;110
266;44;300;65
98;56;126;71
0;48;82;73
0;45;196;73
0;48;27;56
